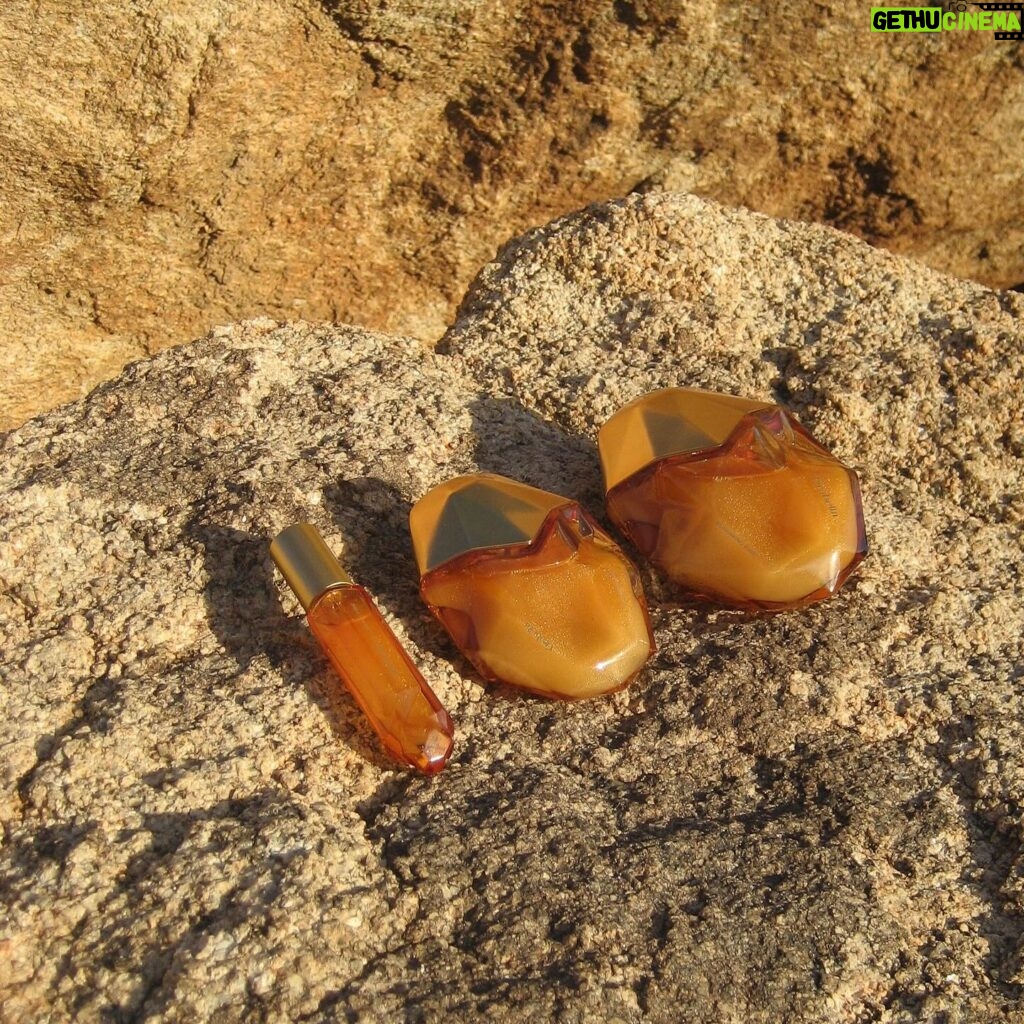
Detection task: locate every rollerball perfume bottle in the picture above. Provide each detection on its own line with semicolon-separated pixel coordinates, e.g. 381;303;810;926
270;524;453;774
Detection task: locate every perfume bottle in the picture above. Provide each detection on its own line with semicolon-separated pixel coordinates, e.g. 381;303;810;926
270;523;454;774
409;473;654;700
599;387;867;609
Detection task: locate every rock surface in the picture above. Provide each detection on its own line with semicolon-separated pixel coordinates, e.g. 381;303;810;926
2;0;1023;429
2;193;1023;1022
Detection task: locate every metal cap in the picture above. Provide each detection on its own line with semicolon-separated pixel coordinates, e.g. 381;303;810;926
270;523;352;611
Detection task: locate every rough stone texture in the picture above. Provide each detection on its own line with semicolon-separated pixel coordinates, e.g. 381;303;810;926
2;0;1023;429
2;193;1024;1022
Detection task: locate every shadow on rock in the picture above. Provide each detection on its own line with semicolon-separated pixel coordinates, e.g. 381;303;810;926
75;791;307;1021
933;716;1024;994
466;394;605;515
321;476;438;655
186;519;395;772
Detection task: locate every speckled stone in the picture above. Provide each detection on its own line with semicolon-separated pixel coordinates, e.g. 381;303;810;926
2;194;1023;1022
3;0;1023;431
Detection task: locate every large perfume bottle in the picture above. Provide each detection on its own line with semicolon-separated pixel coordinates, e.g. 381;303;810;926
270;524;453;774
599;388;867;609
409;473;654;700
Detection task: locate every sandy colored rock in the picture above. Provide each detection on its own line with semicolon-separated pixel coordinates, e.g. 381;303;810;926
2;1;1023;429
2;194;1024;1021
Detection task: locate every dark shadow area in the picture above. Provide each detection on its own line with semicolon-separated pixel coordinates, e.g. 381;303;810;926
317;2;411;83
933;716;1024;999
186;521;292;672
186;519;395;772
14;675;126;809
466;395;604;512
759;344;829;414
0;819;98;898
79;791;307;1022
111;793;300;895
320;476;440;657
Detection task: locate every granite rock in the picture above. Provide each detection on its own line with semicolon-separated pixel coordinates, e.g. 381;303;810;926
2;194;1023;1022
2;0;1023;428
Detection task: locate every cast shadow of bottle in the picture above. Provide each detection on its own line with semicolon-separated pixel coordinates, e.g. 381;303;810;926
319;476;440;658
466;394;605;512
187;519;397;772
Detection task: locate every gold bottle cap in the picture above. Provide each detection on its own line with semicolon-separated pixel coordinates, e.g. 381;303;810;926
270;523;352;611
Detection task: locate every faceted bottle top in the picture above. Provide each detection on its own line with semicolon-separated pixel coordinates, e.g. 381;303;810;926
270;523;353;611
598;387;772;491
410;473;568;575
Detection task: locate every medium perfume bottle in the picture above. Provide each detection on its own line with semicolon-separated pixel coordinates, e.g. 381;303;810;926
270;524;453;774
409;473;654;700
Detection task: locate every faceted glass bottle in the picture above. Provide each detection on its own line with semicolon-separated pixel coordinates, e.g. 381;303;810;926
599;388;867;610
410;474;654;699
271;524;453;774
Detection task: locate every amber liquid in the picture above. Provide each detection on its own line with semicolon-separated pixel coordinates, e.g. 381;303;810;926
306;585;453;774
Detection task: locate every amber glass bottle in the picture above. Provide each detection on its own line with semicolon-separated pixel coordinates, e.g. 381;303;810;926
271;524;453;774
599;388;867;609
409;474;654;699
